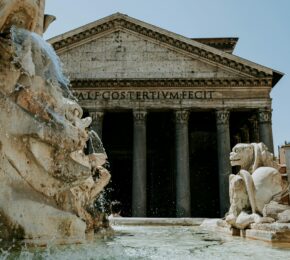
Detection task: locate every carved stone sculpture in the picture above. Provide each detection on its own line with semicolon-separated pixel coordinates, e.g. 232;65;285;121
0;0;110;243
226;143;289;229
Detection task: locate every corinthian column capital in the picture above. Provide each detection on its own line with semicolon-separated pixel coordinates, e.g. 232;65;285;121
89;111;104;122
258;109;272;124
216;110;230;125
133;110;147;122
175;110;190;124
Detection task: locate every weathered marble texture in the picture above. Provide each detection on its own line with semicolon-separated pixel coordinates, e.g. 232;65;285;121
0;0;110;243
226;142;289;229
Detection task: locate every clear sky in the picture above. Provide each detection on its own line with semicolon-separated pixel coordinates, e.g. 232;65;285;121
45;0;290;154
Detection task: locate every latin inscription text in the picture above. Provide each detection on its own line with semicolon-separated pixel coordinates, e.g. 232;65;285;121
74;90;215;101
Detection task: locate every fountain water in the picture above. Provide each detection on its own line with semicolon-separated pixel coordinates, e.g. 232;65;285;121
1;0;290;258
1;225;290;259
0;0;110;244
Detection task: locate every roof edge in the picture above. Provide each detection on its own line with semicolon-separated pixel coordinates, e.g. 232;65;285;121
193;37;239;53
47;13;283;84
272;70;284;88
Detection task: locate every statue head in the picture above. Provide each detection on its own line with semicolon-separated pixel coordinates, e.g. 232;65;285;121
230;143;254;170
230;143;276;173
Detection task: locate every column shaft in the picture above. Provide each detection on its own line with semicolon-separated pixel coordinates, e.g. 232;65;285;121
258;109;274;153
175;110;191;217
216;110;231;217
132;110;147;217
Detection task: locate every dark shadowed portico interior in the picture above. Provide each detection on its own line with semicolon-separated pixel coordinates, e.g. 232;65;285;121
147;112;175;217
189;112;219;217
102;111;221;217
102;112;133;217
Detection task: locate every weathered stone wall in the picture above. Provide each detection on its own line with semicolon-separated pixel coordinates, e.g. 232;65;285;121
59;30;241;80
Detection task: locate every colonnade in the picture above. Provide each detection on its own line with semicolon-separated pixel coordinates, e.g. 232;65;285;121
89;108;273;217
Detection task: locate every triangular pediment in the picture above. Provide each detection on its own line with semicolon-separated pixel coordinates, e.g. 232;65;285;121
57;29;250;80
48;13;282;86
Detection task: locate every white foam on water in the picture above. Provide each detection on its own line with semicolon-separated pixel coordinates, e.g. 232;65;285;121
1;226;290;260
11;26;71;95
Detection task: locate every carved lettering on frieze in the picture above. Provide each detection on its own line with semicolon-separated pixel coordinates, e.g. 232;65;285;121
74;90;215;101
216;110;230;125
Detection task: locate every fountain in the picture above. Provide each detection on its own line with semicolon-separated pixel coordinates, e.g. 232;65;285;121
202;142;290;242
1;1;290;258
0;0;111;244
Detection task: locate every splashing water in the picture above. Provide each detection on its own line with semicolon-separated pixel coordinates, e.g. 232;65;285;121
88;130;106;154
11;26;72;97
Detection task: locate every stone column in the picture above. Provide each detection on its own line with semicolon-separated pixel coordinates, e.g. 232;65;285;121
132;110;147;217
258;109;274;153
89;111;104;139
216;110;231;217
175;110;191;217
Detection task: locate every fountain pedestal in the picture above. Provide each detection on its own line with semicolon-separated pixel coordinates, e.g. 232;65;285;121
0;0;110;244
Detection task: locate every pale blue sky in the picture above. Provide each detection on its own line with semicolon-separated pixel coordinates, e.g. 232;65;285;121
45;0;290;154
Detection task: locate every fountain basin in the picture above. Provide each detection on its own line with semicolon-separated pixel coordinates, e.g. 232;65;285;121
1;218;290;259
201;219;290;243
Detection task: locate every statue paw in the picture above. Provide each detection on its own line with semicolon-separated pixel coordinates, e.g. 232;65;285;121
235;211;255;229
225;214;237;225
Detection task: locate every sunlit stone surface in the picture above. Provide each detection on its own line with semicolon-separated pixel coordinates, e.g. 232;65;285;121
226;142;289;229
202;143;290;242
0;0;110;243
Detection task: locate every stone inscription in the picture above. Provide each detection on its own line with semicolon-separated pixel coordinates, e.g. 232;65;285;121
74;90;215;101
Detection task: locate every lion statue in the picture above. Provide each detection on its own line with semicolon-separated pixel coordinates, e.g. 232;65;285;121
0;0;110;244
226;142;289;229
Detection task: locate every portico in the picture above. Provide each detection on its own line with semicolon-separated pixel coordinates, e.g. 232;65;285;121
49;13;282;217
71;80;273;217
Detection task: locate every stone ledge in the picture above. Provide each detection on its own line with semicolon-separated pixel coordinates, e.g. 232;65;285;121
201;219;290;243
245;223;290;243
200;219;240;236
109;217;205;226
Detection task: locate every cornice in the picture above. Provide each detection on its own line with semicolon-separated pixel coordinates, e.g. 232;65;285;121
50;17;272;79
193;38;238;53
70;78;272;89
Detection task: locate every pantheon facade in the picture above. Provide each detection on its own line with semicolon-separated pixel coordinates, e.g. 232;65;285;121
49;13;283;218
